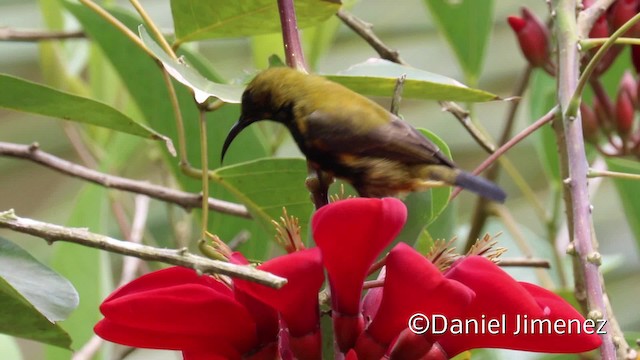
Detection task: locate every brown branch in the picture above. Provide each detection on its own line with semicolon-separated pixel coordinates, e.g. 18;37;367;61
555;1;615;358
438;101;496;154
0;210;286;288
0;142;250;218
0;27;85;41
336;10;407;65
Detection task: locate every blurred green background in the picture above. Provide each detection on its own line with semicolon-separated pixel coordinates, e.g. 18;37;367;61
0;0;638;359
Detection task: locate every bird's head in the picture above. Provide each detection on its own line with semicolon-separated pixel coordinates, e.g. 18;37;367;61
221;67;305;163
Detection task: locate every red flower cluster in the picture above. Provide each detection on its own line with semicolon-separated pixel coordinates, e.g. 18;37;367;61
95;198;602;359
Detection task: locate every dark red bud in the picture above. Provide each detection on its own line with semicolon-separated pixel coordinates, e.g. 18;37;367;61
581;102;599;142
589;15;610;39
507;8;550;67
616;88;635;137
609;0;640;36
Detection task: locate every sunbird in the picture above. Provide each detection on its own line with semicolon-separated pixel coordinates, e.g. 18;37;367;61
221;67;506;202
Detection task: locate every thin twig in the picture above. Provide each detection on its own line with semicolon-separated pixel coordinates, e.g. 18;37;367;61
588;169;640;180
336;10;407;65
497;258;551;268
390;74;406;116
199;109;210;239
0;28;85;41
438;101;496;153
0;210;286;288
76;0;153;58
0;142;250;218
451;107;557;199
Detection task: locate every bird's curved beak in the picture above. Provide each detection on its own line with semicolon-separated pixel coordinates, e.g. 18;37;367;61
221;117;251;164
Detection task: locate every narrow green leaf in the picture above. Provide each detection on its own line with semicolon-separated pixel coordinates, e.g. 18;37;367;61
0;74;173;153
139;26;244;104
423;0;494;84
327;59;499;102
170;0;341;44
0;238;74;349
606;157;640;249
211;158;313;240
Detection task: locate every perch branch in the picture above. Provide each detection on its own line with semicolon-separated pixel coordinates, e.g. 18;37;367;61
0;210;286;288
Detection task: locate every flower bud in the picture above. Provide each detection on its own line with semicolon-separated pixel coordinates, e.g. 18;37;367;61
620;71;638;108
589;14;610;39
616;88;635;137
507;8;550;68
609;0;640;37
581;102;599;143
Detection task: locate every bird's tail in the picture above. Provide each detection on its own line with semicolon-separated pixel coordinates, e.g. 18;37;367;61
453;170;506;203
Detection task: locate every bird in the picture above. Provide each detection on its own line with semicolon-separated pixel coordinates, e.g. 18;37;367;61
221;67;506;202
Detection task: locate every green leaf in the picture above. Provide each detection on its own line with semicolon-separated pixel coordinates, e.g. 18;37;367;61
327;59;498;102
211;158;313;240
64;2;273;259
0;74;173;152
606;157;640;249
139;26;244;104
0;237;75;349
170;0;341;44
414;228;435;255
396;129;451;244
423;0;494;84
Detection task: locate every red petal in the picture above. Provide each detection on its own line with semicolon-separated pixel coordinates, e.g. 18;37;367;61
102;267;232;303
507;16;526;32
234;248;324;337
97;268;256;355
313;198;407;315
95;320;239;357
356;243;474;359
345;349;359;360
437;256;601;356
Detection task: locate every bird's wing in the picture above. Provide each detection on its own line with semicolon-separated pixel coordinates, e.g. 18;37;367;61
305;110;455;167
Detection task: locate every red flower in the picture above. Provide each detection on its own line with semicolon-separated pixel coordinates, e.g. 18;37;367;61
354;243;474;360
313;197;407;351
234;248;325;360
95;267;257;359
507;8;550;68
435;256;602;357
